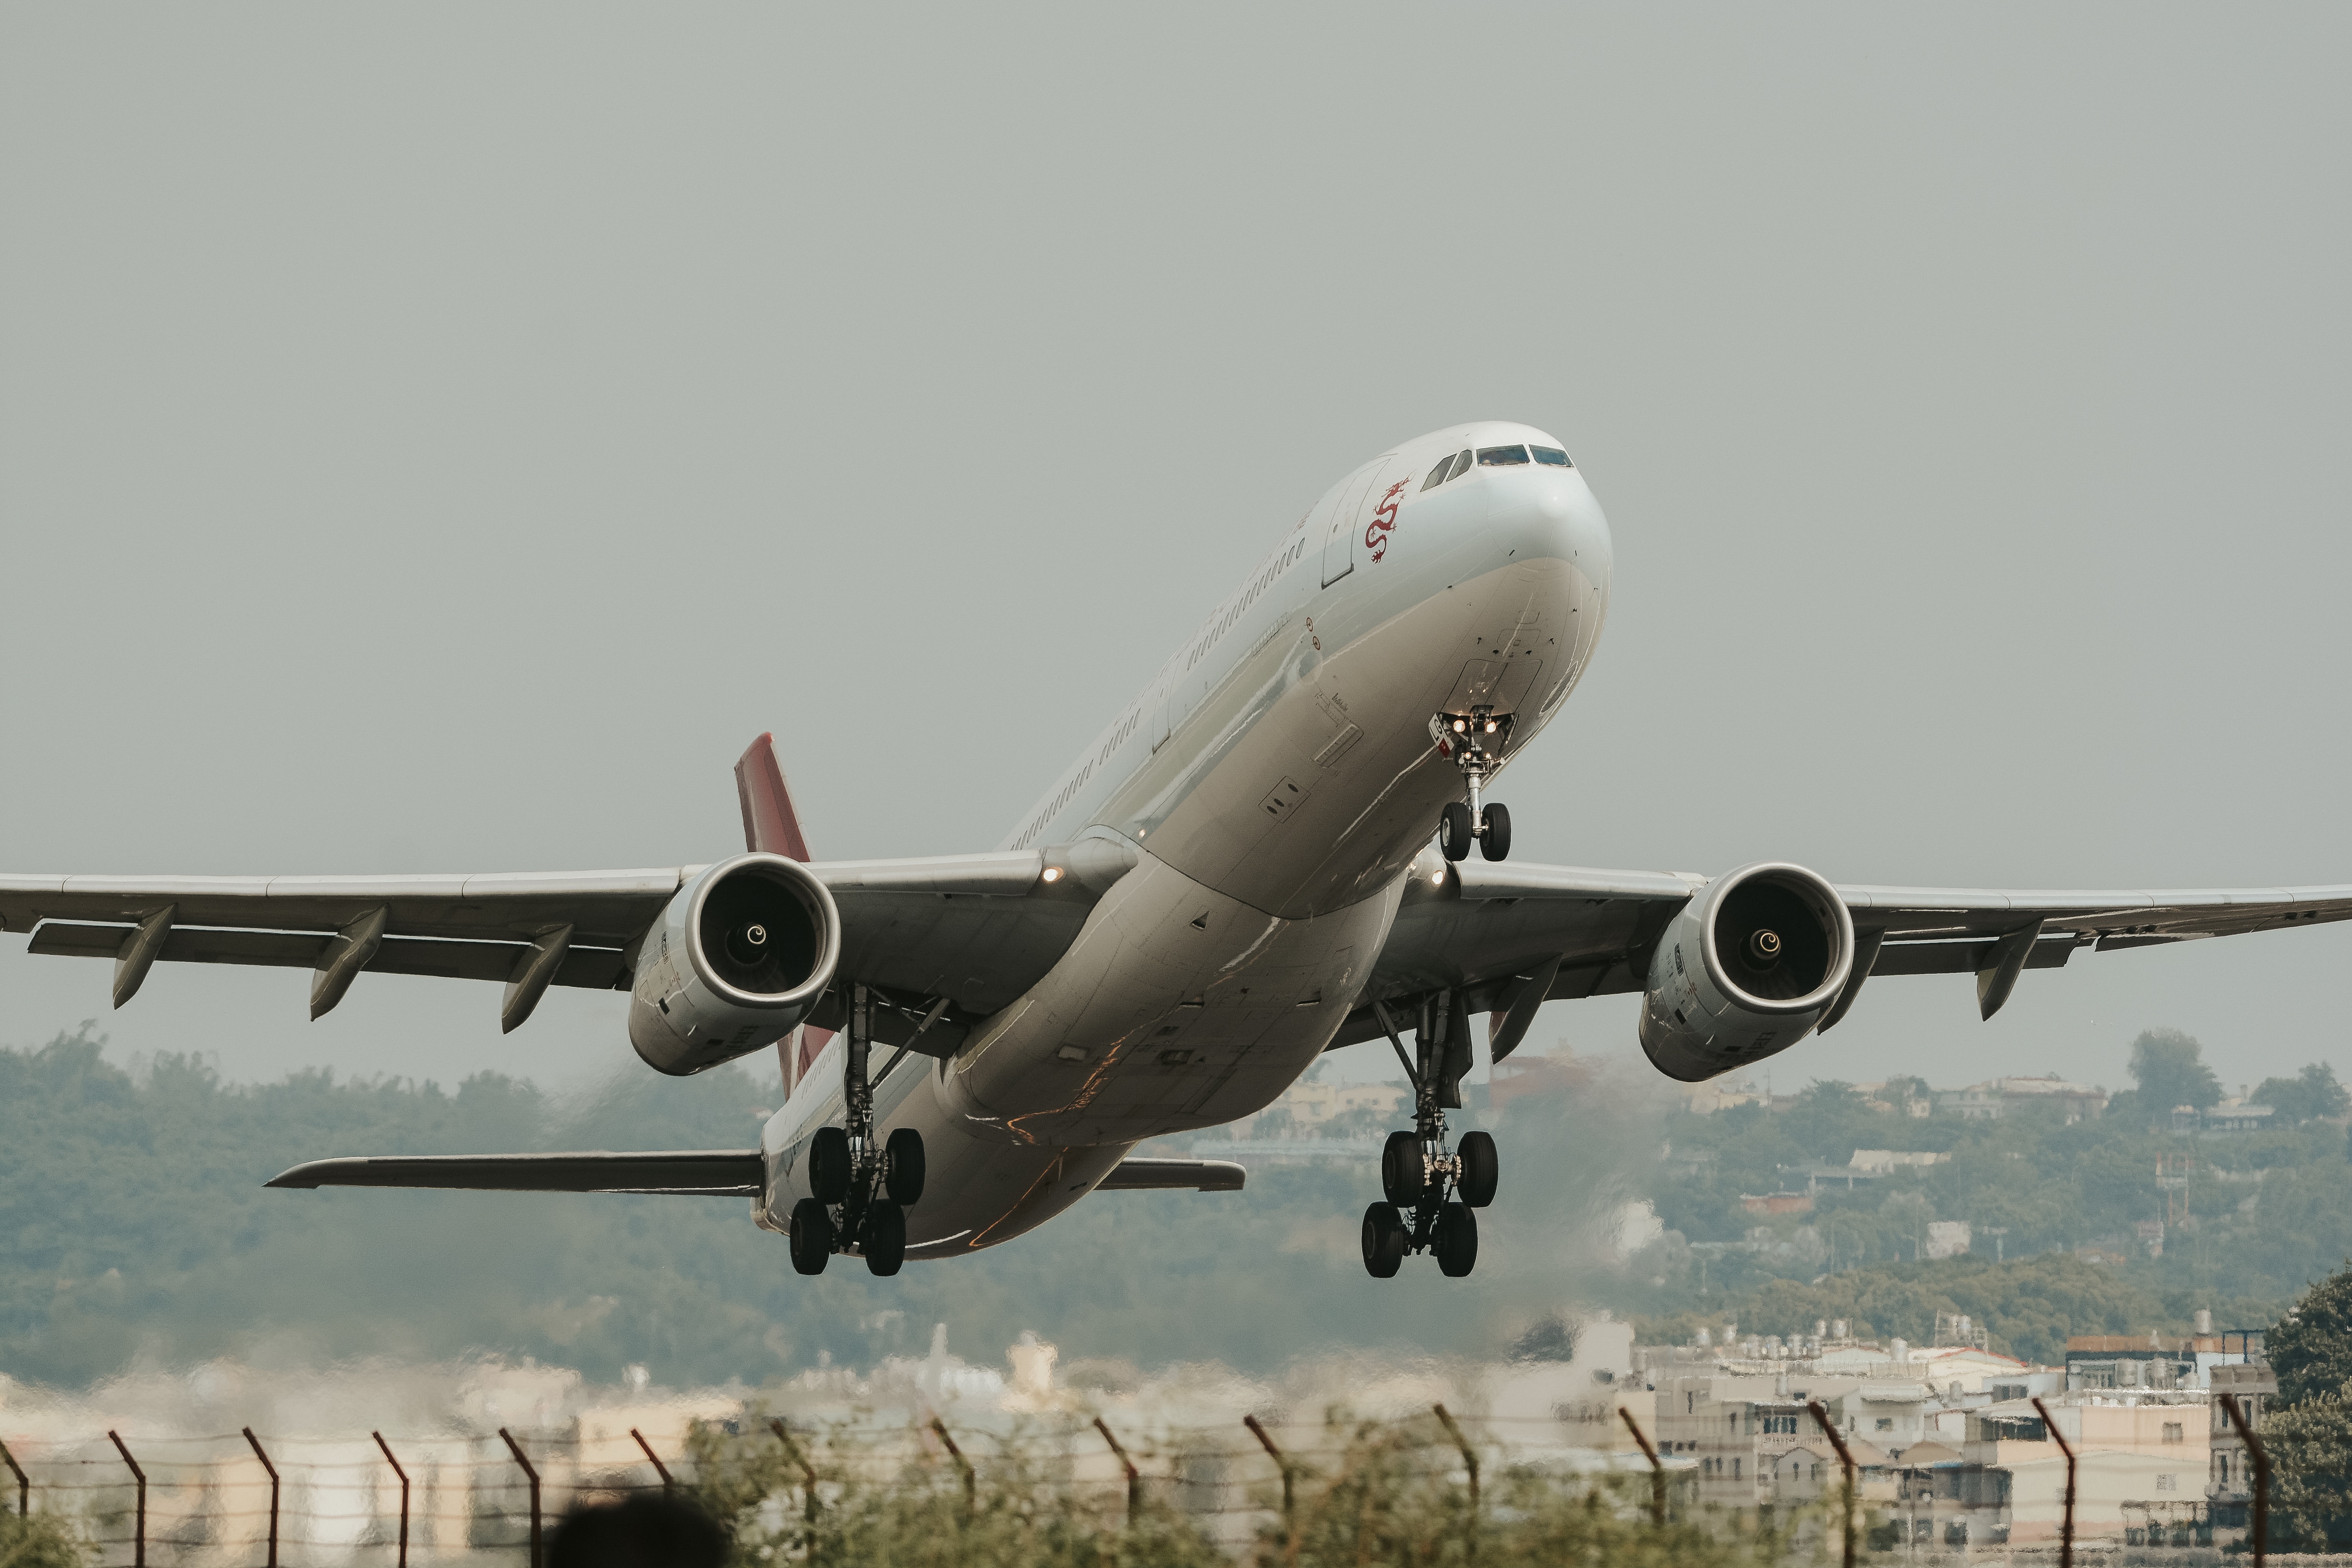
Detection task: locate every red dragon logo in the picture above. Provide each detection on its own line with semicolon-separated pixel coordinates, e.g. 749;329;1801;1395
1364;479;1409;563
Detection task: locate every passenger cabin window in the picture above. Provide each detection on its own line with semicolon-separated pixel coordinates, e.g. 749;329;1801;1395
1477;445;1530;466
1532;446;1572;466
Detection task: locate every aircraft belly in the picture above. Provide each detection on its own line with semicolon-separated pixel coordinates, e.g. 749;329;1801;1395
938;851;1398;1146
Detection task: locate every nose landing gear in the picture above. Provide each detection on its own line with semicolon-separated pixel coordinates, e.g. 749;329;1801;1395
1359;996;1501;1279
1433;708;1512;862
788;982;929;1278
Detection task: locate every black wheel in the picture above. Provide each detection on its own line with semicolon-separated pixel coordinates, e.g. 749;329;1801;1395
864;1200;906;1276
1479;802;1511;862
1439;802;1474;862
1434;1202;1478;1277
789;1198;833;1276
808;1127;853;1204
1361;1201;1406;1278
1458;1131;1499;1207
885;1127;926;1206
1381;1130;1428;1206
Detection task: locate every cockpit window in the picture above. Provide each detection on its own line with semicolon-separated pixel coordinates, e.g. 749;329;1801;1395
1477;445;1530;466
1531;446;1572;467
1422;450;1474;490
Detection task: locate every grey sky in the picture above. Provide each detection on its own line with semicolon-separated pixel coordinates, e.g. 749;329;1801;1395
4;6;2347;1103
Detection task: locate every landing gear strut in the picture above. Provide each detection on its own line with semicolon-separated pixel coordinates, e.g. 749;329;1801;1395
790;982;927;1278
1359;995;1500;1279
1433;707;1511;862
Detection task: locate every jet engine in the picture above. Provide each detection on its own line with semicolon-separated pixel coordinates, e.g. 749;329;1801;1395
627;853;841;1076
1637;861;1855;1083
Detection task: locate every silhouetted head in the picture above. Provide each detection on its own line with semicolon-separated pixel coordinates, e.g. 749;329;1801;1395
549;1493;724;1568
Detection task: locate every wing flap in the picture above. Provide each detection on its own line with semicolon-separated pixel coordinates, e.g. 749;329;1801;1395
265;1151;763;1194
28;922;630;988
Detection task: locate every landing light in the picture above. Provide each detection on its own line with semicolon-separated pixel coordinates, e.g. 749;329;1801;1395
1452;719;1466;732
1431;871;1445;886
1042;867;1063;882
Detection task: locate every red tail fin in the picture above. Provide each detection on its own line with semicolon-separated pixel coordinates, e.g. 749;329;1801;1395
734;732;814;860
735;733;832;1092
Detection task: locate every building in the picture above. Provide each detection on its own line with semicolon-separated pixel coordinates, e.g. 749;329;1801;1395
1937;1076;2107;1123
2207;1358;2276;1540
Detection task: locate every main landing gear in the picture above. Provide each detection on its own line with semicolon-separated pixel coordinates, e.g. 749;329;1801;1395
1433;706;1511;862
790;983;926;1278
1360;995;1499;1279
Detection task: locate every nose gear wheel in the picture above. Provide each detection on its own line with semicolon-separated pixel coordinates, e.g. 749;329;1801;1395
1432;707;1512;862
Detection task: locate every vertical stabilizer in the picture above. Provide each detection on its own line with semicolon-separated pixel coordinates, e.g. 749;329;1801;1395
734;732;831;1092
734;732;814;860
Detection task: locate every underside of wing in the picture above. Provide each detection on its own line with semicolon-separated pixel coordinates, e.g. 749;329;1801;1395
1354;853;2352;1059
265;1150;766;1195
0;846;1115;1039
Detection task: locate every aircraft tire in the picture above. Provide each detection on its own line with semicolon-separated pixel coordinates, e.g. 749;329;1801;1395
1439;802;1474;861
789;1199;833;1276
1458;1131;1499;1208
1381;1131;1426;1206
864;1201;906;1276
1479;802;1511;861
809;1127;853;1204
1434;1202;1478;1278
885;1128;926;1206
1361;1201;1406;1278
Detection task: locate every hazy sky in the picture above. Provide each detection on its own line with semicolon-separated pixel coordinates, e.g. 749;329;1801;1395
4;6;2348;1105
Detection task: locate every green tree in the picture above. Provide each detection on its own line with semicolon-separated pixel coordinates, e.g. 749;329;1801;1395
2267;1387;2352;1552
2254;1063;2351;1126
2125;1029;2222;1118
2270;1261;2352;1405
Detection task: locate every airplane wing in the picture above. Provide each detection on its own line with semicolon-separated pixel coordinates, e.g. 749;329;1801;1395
1354;855;2352;1061
0;847;1113;1046
263;1150;1245;1194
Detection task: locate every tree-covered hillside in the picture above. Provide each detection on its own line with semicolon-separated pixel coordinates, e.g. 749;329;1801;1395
4;1024;2347;1388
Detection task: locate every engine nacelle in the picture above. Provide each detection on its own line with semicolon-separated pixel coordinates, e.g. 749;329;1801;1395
627;853;841;1076
1638;861;1855;1083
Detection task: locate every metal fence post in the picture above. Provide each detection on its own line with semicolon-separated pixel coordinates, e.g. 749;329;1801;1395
243;1427;280;1568
769;1418;819;1532
107;1431;145;1568
1806;1400;1857;1568
2032;1398;2076;1568
1092;1417;1142;1524
499;1428;541;1568
373;1432;409;1568
1433;1404;1479;1558
2223;1392;2269;1568
928;1417;975;1515
0;1438;26;1517
1243;1415;1293;1527
629;1429;675;1494
1617;1406;1665;1528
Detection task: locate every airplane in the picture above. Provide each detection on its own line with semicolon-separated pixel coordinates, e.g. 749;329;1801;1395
7;419;2349;1281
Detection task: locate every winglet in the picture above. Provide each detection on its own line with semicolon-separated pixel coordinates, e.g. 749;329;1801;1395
734;732;814;860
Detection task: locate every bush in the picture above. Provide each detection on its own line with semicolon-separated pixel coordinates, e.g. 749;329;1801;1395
0;1510;91;1568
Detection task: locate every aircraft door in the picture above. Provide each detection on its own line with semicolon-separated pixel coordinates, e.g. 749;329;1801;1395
1320;463;1380;587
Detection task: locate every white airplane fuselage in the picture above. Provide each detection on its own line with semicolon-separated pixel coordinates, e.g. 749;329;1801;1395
760;422;1613;1258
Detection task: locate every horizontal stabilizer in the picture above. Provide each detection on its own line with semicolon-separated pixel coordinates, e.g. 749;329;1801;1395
1094;1158;1246;1192
265;1150;763;1195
